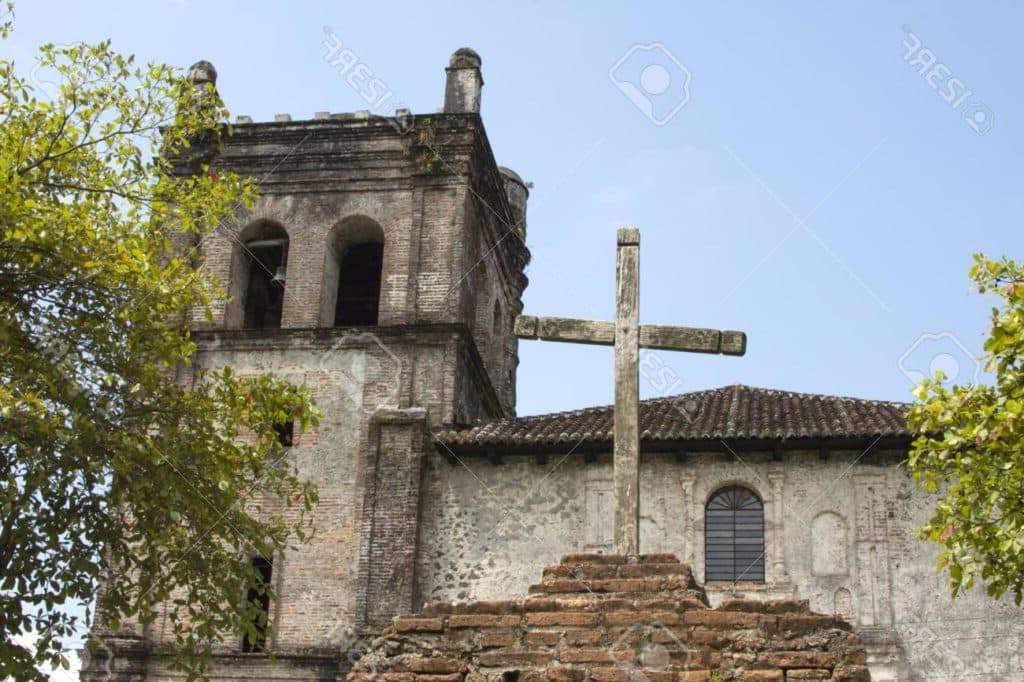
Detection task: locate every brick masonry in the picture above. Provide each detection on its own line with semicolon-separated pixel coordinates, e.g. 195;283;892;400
349;554;870;681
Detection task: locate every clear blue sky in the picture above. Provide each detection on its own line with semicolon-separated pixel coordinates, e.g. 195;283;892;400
6;1;1022;416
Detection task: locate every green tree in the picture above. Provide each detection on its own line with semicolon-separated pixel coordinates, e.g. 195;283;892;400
908;254;1024;603
0;14;319;681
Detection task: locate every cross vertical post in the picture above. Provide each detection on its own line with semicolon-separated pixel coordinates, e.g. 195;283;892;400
613;227;641;555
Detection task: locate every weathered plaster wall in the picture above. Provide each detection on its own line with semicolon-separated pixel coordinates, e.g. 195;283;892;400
416;449;1024;680
888;473;1024;680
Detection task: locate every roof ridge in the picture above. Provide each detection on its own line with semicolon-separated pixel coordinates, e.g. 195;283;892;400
691;383;909;407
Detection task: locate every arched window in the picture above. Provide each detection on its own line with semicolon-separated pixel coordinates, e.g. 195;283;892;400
231;221;288;329
705;486;765;582
322;217;384;327
335;242;383;325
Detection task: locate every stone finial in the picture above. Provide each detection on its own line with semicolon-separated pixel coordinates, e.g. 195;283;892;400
179;60;220;167
443;47;483;114
448;47;482;69
187;60;217;86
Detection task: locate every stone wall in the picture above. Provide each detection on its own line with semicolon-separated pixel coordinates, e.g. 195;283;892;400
416;449;1024;680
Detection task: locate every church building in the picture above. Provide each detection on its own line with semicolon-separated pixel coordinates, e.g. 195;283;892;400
87;49;1023;681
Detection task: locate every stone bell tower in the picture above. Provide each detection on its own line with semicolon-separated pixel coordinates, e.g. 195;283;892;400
87;48;530;680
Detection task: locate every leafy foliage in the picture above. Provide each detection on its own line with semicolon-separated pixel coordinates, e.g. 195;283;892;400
907;254;1024;603
0;16;319;680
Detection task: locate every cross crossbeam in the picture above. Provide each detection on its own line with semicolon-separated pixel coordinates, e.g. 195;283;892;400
514;228;747;556
514;316;746;356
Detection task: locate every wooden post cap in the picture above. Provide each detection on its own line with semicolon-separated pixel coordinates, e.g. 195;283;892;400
617;227;640;245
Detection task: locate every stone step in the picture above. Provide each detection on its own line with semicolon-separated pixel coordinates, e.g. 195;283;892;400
422;599;523;616
528;575;704;596
522;596;710;612
542;562;695;582
393;612;843;642
718;597;810;614
560;553;681;565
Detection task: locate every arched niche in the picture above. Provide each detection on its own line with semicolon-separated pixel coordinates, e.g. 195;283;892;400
834;587;854;620
811;511;849;576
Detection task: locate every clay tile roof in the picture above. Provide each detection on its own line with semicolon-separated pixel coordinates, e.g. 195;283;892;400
435;384;909;450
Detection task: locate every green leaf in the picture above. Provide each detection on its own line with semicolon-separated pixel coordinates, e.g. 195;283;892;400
0;32;317;680
907;253;1024;607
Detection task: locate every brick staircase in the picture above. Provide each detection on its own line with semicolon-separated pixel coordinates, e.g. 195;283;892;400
346;554;870;681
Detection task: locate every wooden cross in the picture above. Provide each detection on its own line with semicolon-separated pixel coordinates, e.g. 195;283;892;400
514;228;747;556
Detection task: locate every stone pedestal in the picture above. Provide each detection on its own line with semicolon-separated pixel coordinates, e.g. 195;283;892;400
348;554;870;681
